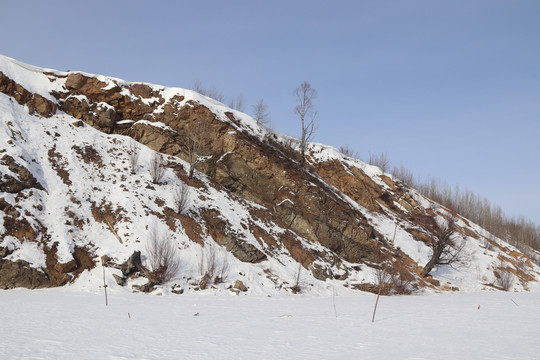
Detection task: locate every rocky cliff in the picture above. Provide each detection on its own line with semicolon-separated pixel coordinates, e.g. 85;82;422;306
0;55;538;295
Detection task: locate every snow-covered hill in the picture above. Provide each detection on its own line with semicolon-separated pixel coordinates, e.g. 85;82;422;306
0;54;538;295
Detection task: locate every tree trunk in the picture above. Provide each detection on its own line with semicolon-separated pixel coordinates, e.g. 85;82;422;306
422;245;442;277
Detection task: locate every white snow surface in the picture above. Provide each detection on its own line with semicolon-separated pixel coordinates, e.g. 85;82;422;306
1;288;539;360
1;54;539;295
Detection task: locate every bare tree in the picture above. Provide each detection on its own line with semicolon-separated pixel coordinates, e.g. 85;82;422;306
192;80;205;94
339;144;359;159
252;98;270;125
192;80;224;102
368;152;390;173
494;259;514;291
127;140;139;175
186;137;199;179
421;214;466;277
391;164;415;186
149;152;166;184
374;265;391;293
173;182;190;214
228;94;246;112
291;263;303;294
185;118;209;179
294;81;317;165
198;244;230;289
145;226;181;285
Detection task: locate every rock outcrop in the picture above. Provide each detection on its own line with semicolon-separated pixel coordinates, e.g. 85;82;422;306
1;56;538;294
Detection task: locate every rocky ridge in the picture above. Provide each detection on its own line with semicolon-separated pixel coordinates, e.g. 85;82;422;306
0;55;538;294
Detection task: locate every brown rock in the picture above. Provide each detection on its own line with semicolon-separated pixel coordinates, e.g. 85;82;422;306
121;251;147;277
28;94;57;117
0;154;44;192
234;280;247;292
0;198;20;217
201;209;266;263
0;246;12;258
0;259;51;289
54;259;77;274
2;216;37;242
112;274;124;286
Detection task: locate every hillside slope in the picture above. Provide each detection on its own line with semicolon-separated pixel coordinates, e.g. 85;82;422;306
0;54;538;295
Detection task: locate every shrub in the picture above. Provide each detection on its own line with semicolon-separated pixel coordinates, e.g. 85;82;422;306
339;144;360;159
145;226;180;285
494;260;514;291
173;182;190;215
149;152;166;184
368;152;390;173
128;140;139;175
198;244;229;289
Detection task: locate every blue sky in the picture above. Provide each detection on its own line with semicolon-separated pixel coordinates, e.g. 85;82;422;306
2;0;539;223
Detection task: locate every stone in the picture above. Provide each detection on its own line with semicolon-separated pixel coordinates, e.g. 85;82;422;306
112;274;124;286
229;288;240;295
0;198;20;217
0;154;44;192
121;251;145;277
28;94;57;117
101;254;111;265
0;259;51;289
140;281;155;293
234;280;247;292
0;246;11;258
54;260;77;274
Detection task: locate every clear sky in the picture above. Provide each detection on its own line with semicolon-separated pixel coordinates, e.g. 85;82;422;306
2;0;539;223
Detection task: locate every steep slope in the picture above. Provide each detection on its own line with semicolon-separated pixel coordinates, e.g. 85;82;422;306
1;54;538;294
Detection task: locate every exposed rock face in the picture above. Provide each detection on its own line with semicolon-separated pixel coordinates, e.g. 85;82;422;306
0;70;398;287
201;209;267;263
0;259;51;289
0;71;57;117
2;59;536;294
0;154;44;193
62;96;119;133
63;73;156;121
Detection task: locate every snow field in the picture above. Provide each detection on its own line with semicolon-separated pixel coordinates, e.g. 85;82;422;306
1;289;539;360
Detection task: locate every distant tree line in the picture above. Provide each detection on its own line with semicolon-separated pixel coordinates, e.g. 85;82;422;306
409;175;540;263
341;146;540;264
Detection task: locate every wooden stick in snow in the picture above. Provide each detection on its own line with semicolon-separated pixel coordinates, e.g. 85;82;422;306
372;269;386;323
101;258;108;306
105;219;123;244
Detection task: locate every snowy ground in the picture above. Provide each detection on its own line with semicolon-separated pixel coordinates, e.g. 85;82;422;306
1;289;538;360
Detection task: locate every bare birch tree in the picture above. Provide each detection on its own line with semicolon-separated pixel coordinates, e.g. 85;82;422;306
368;152;390;173
128;140;139;175
252;98;270;125
186;119;208;179
192;80;225;102
229;94;246;112
294;81;317;165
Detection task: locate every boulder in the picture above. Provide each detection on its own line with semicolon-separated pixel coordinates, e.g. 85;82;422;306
121;251;146;277
112;274;124;286
0;259;51;289
234;280;247;292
